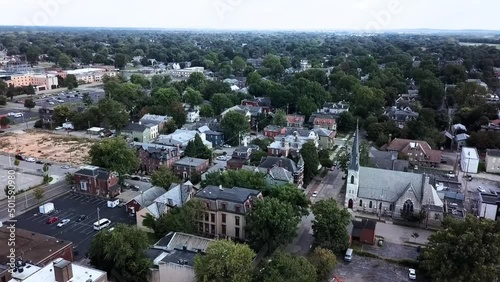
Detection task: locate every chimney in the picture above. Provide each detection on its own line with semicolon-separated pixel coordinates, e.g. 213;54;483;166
53;259;73;282
278;160;283;167
219;185;223;191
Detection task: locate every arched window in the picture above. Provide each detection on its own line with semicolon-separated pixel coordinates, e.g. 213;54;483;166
350;175;355;184
369;201;373;208
402;200;414;215
359;200;363;206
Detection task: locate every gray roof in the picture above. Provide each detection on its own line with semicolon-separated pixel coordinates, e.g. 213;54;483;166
268;166;293;181
123;123;147;132
357;167;425;203
145;182;192;217
174;157;207;167
258;156;299;173
195;186;260;203
313;128;334;137
130;187;167;208
487;149;500;157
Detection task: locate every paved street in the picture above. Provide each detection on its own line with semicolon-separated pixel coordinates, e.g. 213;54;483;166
0;181;70;221
12;191;135;260
0;154;78;176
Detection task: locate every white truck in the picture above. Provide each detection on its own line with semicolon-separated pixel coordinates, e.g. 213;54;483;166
39;202;55;214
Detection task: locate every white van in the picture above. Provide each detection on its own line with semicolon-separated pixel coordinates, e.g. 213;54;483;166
93;218;111;230
344;248;353;262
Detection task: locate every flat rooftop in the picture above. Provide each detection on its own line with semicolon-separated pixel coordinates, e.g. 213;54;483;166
0;226;73;265
10;259;106;282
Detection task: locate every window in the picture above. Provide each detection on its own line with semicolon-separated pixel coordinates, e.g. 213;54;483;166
369;201;373;208
211;224;215;234
235;227;240;238
221;203;227;211
402;200;414;215
204;223;209;233
210;213;215;223
222;213;226;223
198;222;203;232
206;202;210;209
235;216;240;226
235;205;241;213
350;175;354;184
221;225;226;235
359;200;363;206
204;212;209;221
389;203;394;211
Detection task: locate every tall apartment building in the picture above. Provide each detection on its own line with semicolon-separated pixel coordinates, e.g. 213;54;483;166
194;186;262;240
3;73;58;90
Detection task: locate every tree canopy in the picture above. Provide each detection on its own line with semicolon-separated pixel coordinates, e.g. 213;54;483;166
311;199;351;253
89;137;139;175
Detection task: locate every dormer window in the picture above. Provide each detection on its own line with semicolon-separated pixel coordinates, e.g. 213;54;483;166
235;205;241;213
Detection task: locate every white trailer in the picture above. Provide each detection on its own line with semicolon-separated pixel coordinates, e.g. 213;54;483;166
39;202;55;214
107;199;120;208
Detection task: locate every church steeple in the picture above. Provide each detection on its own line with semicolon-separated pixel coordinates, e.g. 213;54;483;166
349;121;360;171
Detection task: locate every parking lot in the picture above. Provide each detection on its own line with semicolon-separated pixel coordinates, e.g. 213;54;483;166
14;192;135;260
35;90;105;108
334;256;426;282
0;169;42;196
0;109;39;122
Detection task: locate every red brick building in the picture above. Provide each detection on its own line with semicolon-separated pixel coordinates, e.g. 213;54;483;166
350;219;377;245
73;165;120;198
173;157;210;181
226;147;254;170
133;143;181;174
263;125;286;139
312;117;337;131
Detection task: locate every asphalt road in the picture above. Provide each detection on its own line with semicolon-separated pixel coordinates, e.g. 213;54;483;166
0;180;70;222
0;154;78;176
12;192;135;260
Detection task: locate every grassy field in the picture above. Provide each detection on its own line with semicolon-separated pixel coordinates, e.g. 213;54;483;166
459;42;500;49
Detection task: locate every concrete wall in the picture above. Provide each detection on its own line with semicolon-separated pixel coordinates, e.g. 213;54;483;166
486;155;500;173
479;202;497;220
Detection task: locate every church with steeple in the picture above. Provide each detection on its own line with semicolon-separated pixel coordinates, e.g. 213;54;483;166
344;126;443;219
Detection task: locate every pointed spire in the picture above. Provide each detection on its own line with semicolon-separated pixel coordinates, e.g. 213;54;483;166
349;120;360;171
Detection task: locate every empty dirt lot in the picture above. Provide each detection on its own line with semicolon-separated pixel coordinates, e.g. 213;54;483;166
0;131;94;165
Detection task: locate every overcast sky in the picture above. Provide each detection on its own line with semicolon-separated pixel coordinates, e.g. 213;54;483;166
1;0;499;31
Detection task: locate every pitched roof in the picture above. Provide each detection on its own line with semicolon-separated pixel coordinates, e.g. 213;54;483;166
174;157;208;167
268;166;293;182
286;114;305;124
313;128;335;137
387;138;441;163
145;182;192;217
129;187;167;208
487;149;500;157
349;125;360;171
357;167;425;203
194;186;261;203
258;156;299;173
123;123;147;132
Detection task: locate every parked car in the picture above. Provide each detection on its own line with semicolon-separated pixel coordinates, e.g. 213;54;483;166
445;171;456;178
312;191;318;197
131;176;141;181
76;215;87;222
477;186;487;193
55;126;64;130
122;182;130;188
216;156;227;161
408;268;416;280
46;217;59;224
223;144;231;148
57;219;71;227
25;157;36;162
131;185;140;191
35;160;44;164
15;155;24;160
61;165;70;169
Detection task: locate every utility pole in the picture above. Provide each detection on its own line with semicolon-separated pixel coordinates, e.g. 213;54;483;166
238;132;241;147
286;103;289;115
97;207;100;226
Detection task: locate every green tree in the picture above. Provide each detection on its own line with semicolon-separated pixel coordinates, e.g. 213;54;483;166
151;74;171;89
221;111;249;146
199;104;214;117
105;81;143;111
65;172;75;185
210;93;234;115
443;64;467;84
0;95;7;105
33;187;45;203
88;224;152;282
167;102;186;127
187;72;206;91
194;239;255;282
335;146;350;173
89;137;139;175
14;159;20;166
420;216;500;282
297;96;318;118
151;167;179;189
0;80;6;96
419;78;445;110
337;111;356;132
0;116;10;127
249;150;267;166
143;199;204;237
129;74;150;88
153;87;181;106
82;92;92;106
183;87;204;107
262;54;284;78
97;98;129;130
311;199;351;253
308;247;337;282
114;53;128;69
246;198;300;251
247;71;262;85
58;53;71;68
53;105;71;126
259;251;317;282
271;109;287;127
265;183;310;217
65;74;78;89
300;142;319;183
184;134;212;160
24;98;36;111
232;56;247;72
202;170;268;191
318;149;333;168
159;119;177;134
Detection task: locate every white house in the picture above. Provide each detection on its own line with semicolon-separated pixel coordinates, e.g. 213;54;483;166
460;147;479;174
186;108;200;123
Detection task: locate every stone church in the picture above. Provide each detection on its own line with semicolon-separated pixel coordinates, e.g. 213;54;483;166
344;127;443;218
